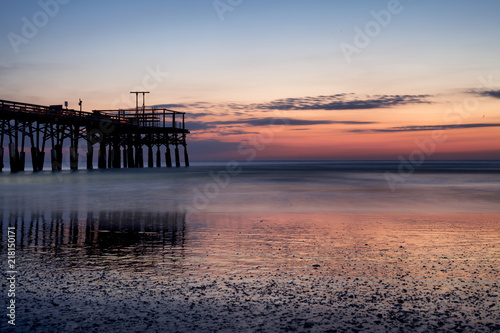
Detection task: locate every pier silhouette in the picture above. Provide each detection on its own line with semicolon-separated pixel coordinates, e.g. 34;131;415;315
0;95;189;172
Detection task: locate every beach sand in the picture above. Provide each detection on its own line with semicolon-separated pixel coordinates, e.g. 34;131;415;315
3;212;499;332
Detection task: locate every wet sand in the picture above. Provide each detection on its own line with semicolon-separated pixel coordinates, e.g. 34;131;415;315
3;212;499;332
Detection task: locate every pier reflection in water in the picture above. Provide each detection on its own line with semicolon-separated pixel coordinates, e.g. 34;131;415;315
1;210;187;271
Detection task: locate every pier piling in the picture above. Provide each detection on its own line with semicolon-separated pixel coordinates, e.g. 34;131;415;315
123;148;128;168
148;145;154;168
0;147;3;172
166;146;172;168
127;144;135;168
156;146;161;168
136;147;144;168
70;147;78;170
107;145;113;169
184;144;190;167
31;147;39;172
175;145;180;168
38;151;45;171
57;144;63;171
87;139;93;170
51;149;58;171
98;142;106;169
113;142;121;169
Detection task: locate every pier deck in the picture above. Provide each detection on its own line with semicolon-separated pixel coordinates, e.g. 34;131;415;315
0;98;190;172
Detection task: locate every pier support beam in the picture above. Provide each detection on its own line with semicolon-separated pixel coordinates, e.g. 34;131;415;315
19;151;25;172
49;143;62;171
148;146;154;168
19;129;26;171
19;126;26;172
183;144;189;167
156;146;161;168
87;140;93;170
123;148;128;168
0;127;3;172
56;144;63;171
112;143;121;169
9;143;19;173
136;147;144;168
107;144;113;169
98;142;106;169
70;125;79;170
127;144;135;168
70;146;78;170
165;145;172;168
38;150;45;171
51;148;58;171
175;145;180;168
31;148;40;172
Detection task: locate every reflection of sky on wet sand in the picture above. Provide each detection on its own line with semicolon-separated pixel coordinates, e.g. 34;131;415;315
3;209;498;281
3;209;498;331
185;213;500;279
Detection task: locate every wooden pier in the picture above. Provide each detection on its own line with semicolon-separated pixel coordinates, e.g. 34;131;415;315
0;97;190;172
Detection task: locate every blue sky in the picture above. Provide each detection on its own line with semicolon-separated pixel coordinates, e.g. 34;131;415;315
1;0;499;160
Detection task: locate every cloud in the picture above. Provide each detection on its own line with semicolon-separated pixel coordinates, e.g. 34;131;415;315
220;117;374;126
185;112;215;119
476;90;500;99
351;123;500;133
187;139;240;160
246;93;432;111
153;93;433;118
152;104;187;109
187;117;375;131
149;103;215;119
185;121;217;131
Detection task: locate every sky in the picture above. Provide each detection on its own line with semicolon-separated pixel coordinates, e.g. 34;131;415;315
1;0;499;161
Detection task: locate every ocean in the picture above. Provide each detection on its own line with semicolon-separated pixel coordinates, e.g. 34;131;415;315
2;160;499;214
1;161;499;332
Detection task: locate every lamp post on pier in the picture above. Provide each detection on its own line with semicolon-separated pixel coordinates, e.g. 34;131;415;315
130;91;150;122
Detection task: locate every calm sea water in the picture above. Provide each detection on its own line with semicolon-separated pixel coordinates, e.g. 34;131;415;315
1;160;499;215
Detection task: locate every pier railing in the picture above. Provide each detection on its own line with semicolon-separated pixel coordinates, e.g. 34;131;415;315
93;108;186;130
0;99;187;130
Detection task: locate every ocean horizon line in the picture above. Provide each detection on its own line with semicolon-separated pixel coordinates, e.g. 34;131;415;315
1;159;499;176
